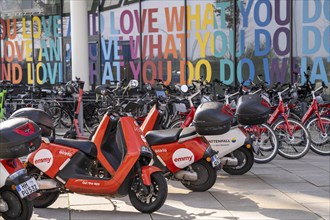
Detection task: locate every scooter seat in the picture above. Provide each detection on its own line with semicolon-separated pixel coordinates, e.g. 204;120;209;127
145;128;182;145
54;138;97;158
179;127;197;139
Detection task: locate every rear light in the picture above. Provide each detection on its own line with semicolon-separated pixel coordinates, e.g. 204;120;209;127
14;122;35;136
6;159;17;168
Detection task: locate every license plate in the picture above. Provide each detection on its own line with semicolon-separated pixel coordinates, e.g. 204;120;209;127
16;178;39;199
211;155;221;167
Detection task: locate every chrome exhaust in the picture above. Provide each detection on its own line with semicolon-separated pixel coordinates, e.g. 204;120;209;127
37;179;58;190
221;157;238;166
174;170;198;181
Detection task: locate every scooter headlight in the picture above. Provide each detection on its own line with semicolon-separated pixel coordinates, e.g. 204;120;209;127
140;146;153;158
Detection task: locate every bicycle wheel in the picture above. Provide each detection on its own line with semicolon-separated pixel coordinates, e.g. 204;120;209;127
246;123;279;164
306;116;330;155
273;118;311;159
83;119;99;134
47;106;72;136
168;118;184;128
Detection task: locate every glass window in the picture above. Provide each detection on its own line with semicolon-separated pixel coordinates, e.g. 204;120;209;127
33;15;63;85
100;0;140;85
239;0;291;86
292;0;329;88
142;0;185;86
0;17;33;84
186;0;233;87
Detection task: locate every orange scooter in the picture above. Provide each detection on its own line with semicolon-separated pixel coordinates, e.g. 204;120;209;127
10;84;168;214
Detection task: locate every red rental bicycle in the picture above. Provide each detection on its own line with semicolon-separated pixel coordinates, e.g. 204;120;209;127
294;84;329;155
267;85;311;159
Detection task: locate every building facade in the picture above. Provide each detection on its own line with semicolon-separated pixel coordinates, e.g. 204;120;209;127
0;0;329;88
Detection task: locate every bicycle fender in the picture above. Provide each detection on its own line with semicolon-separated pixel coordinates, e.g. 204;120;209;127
141;166;162;186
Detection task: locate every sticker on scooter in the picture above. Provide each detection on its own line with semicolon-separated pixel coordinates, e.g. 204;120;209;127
172;148;195;168
33;149;53;172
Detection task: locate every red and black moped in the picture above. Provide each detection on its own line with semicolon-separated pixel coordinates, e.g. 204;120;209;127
10;103;168;214
0;118;41;220
140;97;226;192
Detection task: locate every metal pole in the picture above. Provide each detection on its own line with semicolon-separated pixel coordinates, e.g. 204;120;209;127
290;0;293;84
139;0;143;88
233;0;237;86
184;0;188;84
30;15;35;86
60;0;65;84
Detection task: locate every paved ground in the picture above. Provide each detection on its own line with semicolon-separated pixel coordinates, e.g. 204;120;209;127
8;152;330;220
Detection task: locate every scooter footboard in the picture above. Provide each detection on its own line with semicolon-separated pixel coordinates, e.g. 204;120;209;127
141;166;162;186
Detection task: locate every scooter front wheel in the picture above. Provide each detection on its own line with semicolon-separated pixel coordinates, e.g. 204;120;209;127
222;146;254;175
129;172;167;213
0;187;33;220
181;159;217;192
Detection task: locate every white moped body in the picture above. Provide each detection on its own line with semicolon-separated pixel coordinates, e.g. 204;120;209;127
205;127;246;158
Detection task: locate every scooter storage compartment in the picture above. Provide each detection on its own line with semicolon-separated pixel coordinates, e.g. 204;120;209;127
0;118;41;158
193;102;233;135
236;94;270;125
10;108;54;136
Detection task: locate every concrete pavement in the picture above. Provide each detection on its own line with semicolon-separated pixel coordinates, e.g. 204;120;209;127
17;152;330;219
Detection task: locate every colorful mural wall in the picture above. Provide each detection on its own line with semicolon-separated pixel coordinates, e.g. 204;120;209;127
0;0;329;87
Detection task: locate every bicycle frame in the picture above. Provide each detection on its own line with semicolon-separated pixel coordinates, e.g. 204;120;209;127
320;103;330;116
72;81;86;139
301;88;327;133
266;87;295;137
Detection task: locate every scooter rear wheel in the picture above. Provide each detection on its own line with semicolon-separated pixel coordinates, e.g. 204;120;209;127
181;159;217;192
28;166;60;208
0;187;33;220
129;172;167;213
222;146;254;175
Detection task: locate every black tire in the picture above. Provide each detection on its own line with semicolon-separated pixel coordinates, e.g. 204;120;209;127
222;146;254;175
306;116;330;155
0;187;33;220
129;172;167;213
273;118;311;159
84;120;99;134
247;124;279;164
181;159;217;192
168;118;184;128
47;106;73;136
27;167;60;208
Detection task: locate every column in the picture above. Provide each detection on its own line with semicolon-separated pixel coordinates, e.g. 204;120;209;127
70;0;89;90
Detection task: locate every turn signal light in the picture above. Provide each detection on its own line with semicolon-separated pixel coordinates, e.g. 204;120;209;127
11;185;16;191
206;157;211;162
246;144;251;149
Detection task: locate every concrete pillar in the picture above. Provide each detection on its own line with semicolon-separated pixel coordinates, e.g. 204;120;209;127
70;0;89;135
70;0;89;90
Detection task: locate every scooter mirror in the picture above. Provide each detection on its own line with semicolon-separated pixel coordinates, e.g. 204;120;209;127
128;80;139;88
181;85;189;93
